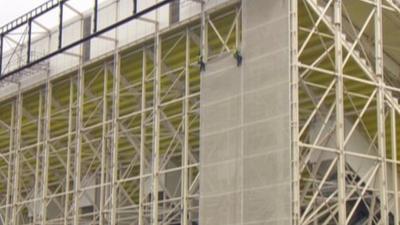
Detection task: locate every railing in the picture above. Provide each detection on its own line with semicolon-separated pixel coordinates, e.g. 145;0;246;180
0;0;67;35
0;0;152;79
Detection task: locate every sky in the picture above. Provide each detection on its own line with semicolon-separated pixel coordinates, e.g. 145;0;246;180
0;0;101;51
0;0;48;27
0;0;98;28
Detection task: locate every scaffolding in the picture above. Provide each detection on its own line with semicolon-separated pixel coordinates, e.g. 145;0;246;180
292;0;400;224
2;0;400;224
0;0;240;224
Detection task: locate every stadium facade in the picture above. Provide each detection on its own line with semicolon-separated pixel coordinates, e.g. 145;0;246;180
0;0;399;225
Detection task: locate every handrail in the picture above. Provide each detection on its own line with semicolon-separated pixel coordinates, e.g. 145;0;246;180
0;0;173;80
0;0;69;35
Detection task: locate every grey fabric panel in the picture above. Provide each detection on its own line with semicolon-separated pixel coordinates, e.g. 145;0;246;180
200;0;291;224
200;56;243;225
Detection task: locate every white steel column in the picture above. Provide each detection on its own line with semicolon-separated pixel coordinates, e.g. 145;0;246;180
110;56;120;225
73;52;84;225
152;11;161;225
73;14;88;225
99;64;108;225
181;28;190;225
33;88;43;225
5;95;15;225
41;66;52;225
375;1;388;224
110;35;120;225
290;0;300;224
139;47;147;225
334;1;347;225
111;2;120;223
391;100;399;224
200;1;208;64
11;84;22;225
64;77;74;225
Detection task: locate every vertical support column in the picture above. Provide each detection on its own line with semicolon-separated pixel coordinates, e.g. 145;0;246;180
133;0;137;14
110;1;120;223
290;0;300;224
27;19;32;64
73;48;84;225
0;34;3;75
93;0;98;33
99;65;108;225
181;28;190;225
58;0;64;49
235;5;240;51
41;68;52;225
73;14;87;225
391;100;399;225
200;1;208;66
138;47;147;225
64;77;74;225
5;99;15;225
152;16;161;225
110;52;120;225
11;84;22;225
33;89;43;225
375;1;388;224
334;1;346;225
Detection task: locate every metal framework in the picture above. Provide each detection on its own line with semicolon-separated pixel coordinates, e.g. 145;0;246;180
0;1;240;224
0;0;166;79
291;0;400;224
3;0;400;224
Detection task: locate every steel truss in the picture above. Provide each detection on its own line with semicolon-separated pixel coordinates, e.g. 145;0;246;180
0;1;240;225
291;0;400;224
